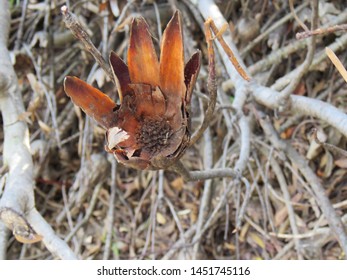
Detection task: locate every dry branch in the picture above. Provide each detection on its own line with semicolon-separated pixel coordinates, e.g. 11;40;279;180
0;1;76;260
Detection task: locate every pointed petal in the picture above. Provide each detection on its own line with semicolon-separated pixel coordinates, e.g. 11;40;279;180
184;51;201;104
64;76;117;128
159;11;185;111
113;150;150;170
128;84;166;117
127;17;160;85
109;52;131;103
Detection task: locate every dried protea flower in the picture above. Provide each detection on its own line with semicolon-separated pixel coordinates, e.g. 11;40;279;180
64;11;201;170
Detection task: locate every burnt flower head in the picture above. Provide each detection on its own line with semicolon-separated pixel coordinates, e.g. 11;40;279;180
64;11;201;169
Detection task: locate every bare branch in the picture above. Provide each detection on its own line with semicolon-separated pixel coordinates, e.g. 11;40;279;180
61;6;115;84
0;1;76;260
259;117;347;258
297;24;347;40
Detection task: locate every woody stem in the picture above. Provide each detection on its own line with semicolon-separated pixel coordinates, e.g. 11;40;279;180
189;19;217;146
61;6;115;84
169;161;239;181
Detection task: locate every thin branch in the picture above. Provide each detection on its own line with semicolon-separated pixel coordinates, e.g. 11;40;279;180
193;127;213;258
234;115;251;173
14;0;29;50
23;44;62;147
270;156;304;259
61;6;115;84
189;19;217;146
271;31;347;91
281;0;318;102
325;47;347;83
64;182;103;243
249;8;347;76
207;19;250;81
169;160;239;181
240;2;310;57
26;209;77;259
195;1;347;141
103;159;118;260
259;117;347;258
297;24;347;40
289;0;309;32
312;128;347;157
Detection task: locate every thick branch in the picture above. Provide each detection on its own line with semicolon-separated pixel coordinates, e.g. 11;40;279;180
0;1;76;259
195;0;347;139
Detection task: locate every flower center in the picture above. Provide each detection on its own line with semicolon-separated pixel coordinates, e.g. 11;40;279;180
136;119;173;155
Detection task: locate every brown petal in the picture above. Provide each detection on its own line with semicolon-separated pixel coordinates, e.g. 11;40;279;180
64;76;117;128
129;84;166;117
159;10;185;115
109;51;131;102
184;51;201;104
128;17;160;85
113;150;150;170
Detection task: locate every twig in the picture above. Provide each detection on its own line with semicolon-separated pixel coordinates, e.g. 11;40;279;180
189;18;217;146
274;240;295;259
60;5;115;84
297;24;347;40
271;32;347;91
207;19;250;82
325;47;347;83
281;0;318;103
193;127;213;258
64;182;103;243
270;156;304;259
0;224;10;259
14;0;29;50
26;209;77;259
23;44;62;147
130;181;151;258
141;178;158;259
311;128;347;157
234;115;251;173
259;117;347;258
254;147;276;233
240;2;310;57
236;177;252;230
62;184;78;248
56;154;109;223
249;83;347;139
191;181;234;244
249;8;347;76
153;1;162;41
169;160;239;181
164;197;188;257
289;0;309;32
162;225;197;259
103;159;118;260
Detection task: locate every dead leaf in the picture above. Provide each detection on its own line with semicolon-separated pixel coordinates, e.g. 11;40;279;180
319;151;334;178
274;206;288;227
156;212;166;225
335;158;347;168
38;120;52;134
0;207;42;244
248;232;265;249
170;177;184;191
307;129;327;160
294;82;306;96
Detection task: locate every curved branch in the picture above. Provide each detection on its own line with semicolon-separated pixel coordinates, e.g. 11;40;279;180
0;1;76;260
196;0;347;139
